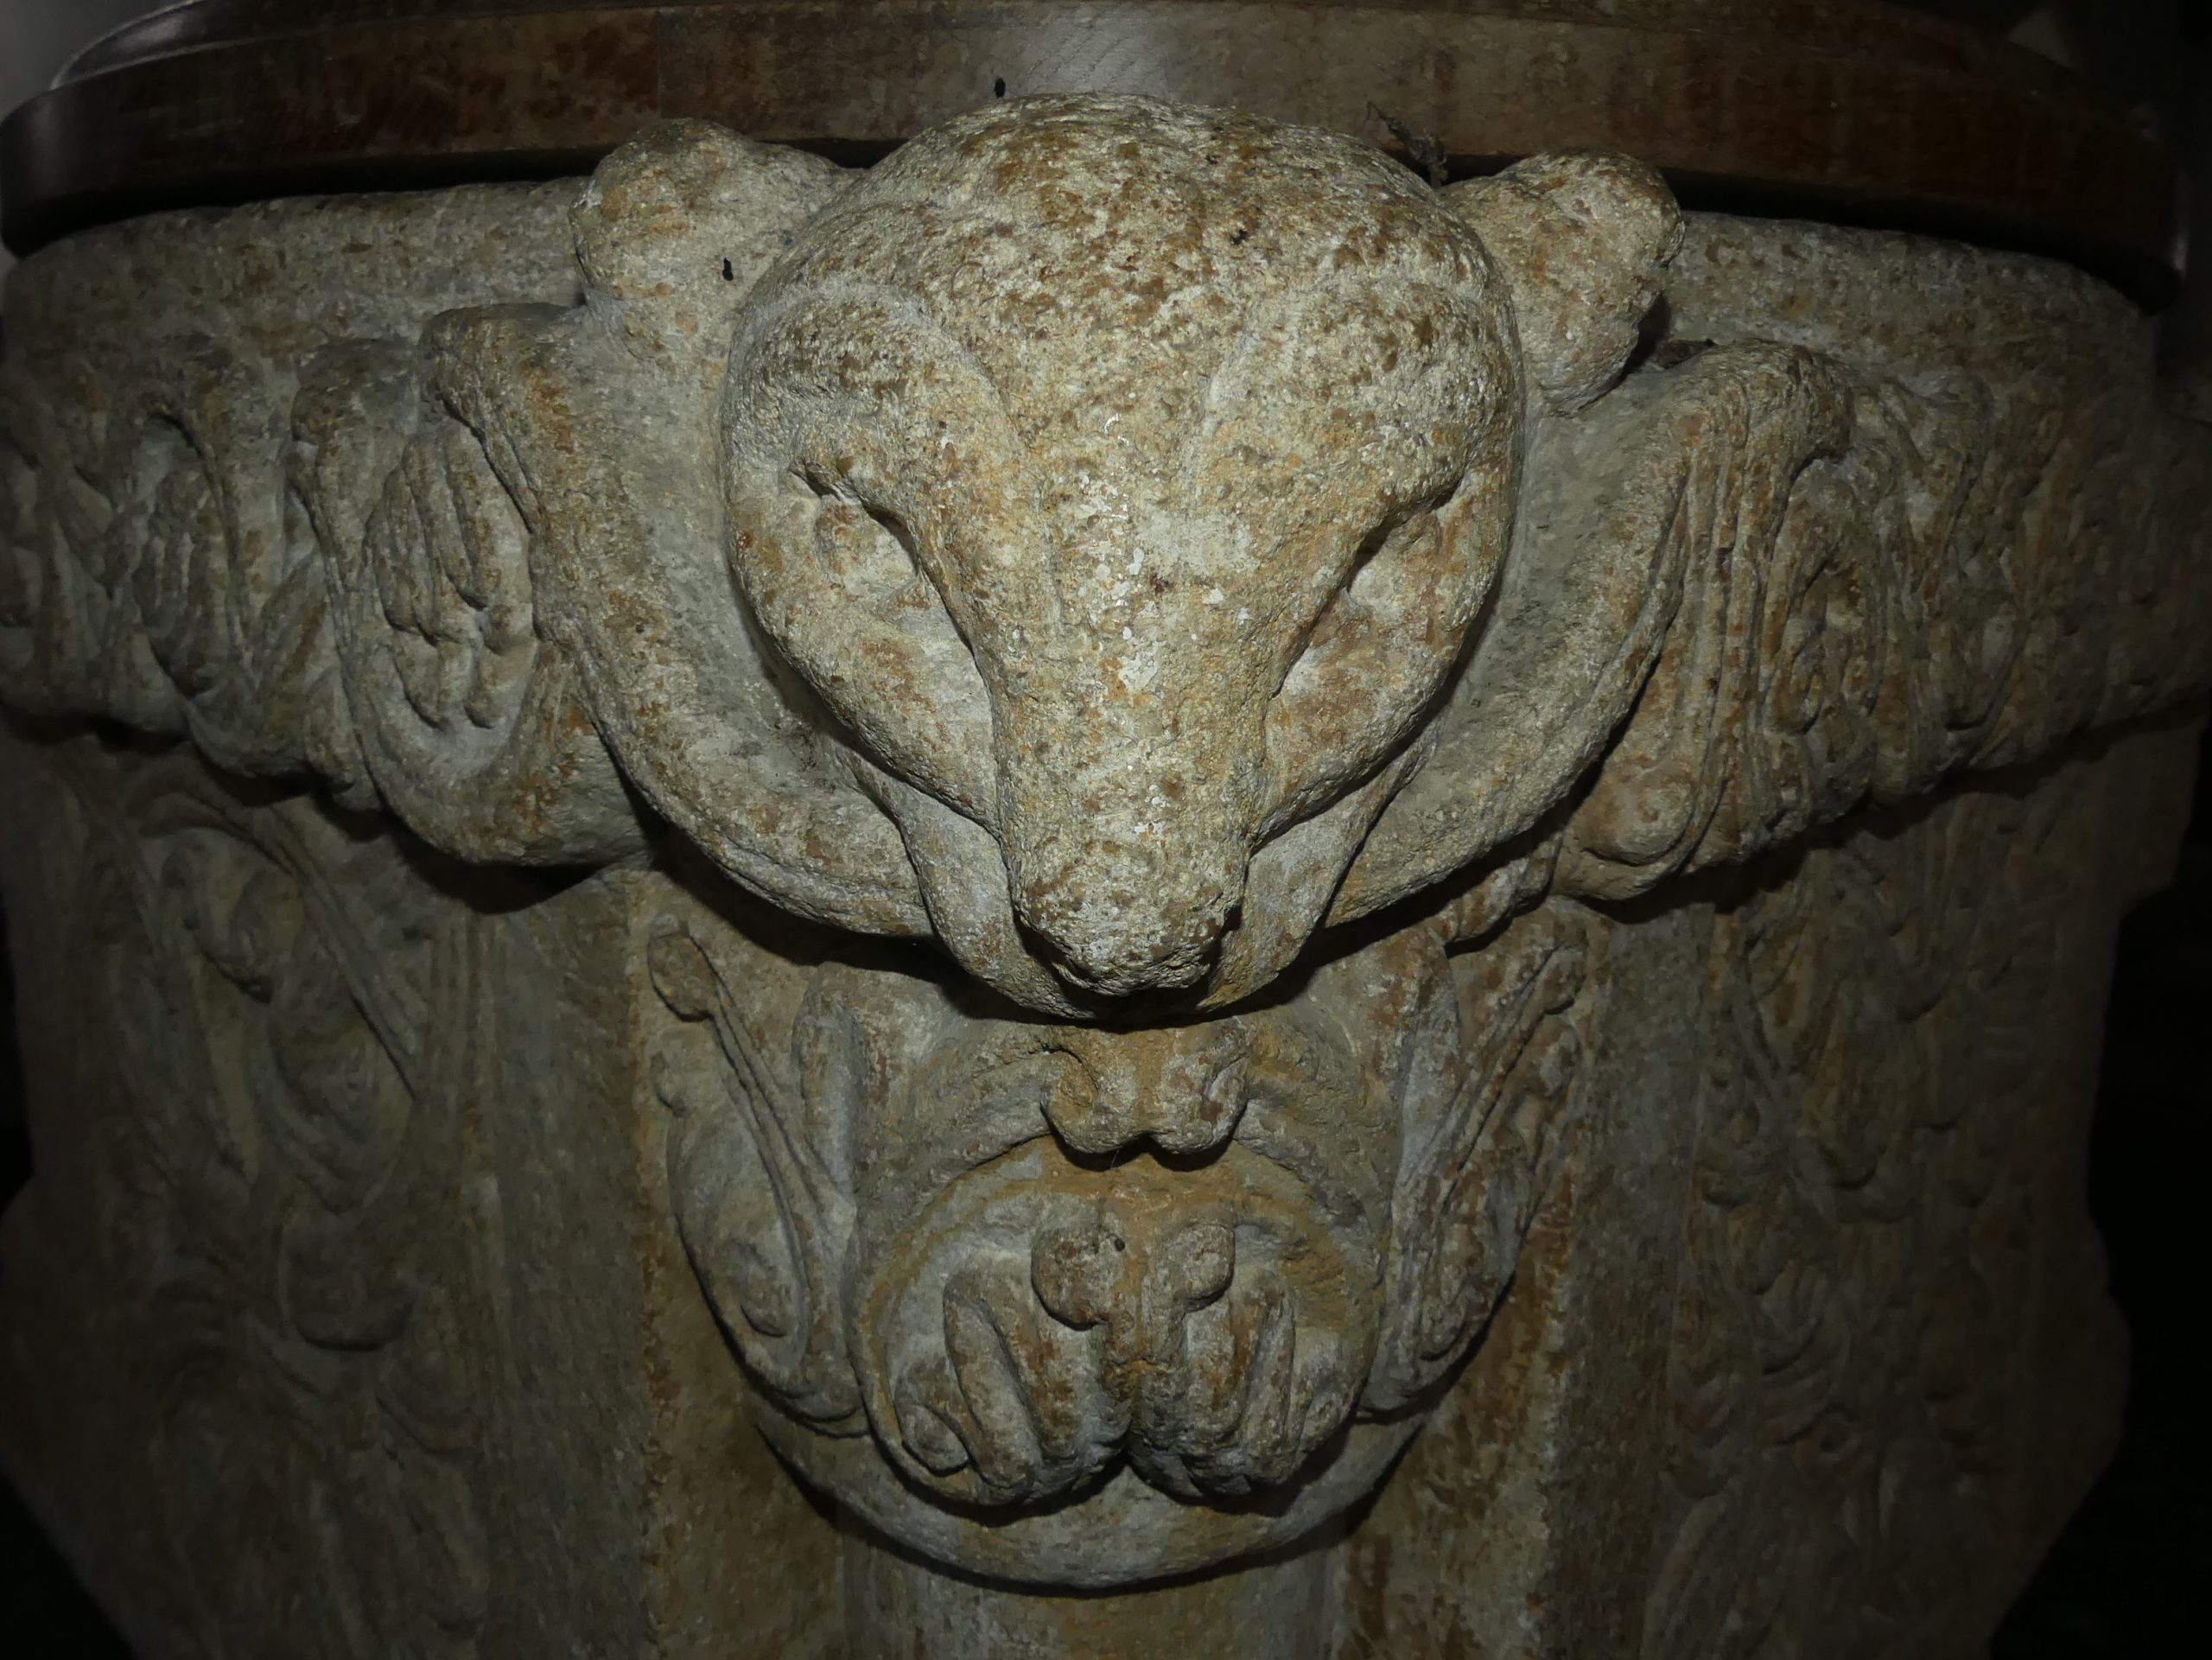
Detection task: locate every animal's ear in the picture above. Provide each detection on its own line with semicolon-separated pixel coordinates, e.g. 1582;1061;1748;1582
570;118;849;378
1446;151;1681;414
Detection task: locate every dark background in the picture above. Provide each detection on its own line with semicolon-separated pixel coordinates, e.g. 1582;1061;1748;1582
2;0;2209;1653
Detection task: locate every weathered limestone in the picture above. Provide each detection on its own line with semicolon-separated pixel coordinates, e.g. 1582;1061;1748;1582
1;94;2206;1657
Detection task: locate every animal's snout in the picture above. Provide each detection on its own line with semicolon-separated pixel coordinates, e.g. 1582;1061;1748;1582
1006;809;1249;999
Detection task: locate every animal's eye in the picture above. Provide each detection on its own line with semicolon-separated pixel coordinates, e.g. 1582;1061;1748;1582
792;470;932;608
1349;509;1443;610
1259;493;1478;830
1281;507;1442;696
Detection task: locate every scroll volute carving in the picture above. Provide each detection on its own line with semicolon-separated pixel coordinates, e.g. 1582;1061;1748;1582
644;891;1597;1586
843;999;1395;1511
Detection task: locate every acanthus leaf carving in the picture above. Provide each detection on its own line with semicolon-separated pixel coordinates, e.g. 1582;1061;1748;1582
649;921;860;1426
296;309;645;864
1340;338;1855;916
1368;904;1595;1409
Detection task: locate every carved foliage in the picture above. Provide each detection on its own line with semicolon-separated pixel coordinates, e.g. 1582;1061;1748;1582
0;339;358;778
1643;770;2112;1657
293;327;641;862
640;887;1598;1580
0;91;2204;1621
34;749;493;1657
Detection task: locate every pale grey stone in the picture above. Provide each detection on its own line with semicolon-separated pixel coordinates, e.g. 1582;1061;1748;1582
0;92;2205;1657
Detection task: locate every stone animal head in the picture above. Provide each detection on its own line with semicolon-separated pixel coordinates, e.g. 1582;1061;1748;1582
843;993;1395;1514
722;99;1514;1004
352;99;1688;1016
720;98;1675;1010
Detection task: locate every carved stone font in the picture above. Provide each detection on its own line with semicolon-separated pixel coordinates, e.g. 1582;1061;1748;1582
1;94;2206;1656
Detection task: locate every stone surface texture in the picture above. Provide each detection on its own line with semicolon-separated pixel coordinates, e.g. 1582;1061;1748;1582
0;94;2206;1657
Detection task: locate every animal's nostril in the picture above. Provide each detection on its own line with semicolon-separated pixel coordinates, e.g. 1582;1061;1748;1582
1039;1048;1250;1159
1027;901;1228;998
